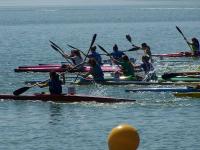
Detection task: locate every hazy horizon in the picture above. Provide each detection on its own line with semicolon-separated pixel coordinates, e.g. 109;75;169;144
0;0;199;7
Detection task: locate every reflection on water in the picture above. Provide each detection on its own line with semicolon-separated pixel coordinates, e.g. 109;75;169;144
49;103;63;125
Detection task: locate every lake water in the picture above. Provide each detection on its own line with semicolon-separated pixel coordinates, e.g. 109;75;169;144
0;2;200;150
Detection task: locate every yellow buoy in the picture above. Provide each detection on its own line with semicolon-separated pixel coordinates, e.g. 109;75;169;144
108;124;140;150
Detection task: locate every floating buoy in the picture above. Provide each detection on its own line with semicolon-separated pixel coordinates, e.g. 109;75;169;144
108;124;140;150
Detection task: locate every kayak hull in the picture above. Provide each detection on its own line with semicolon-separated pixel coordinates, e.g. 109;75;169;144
15;64;141;73
0;94;135;103
76;75;137;85
152;51;200;57
158;76;200;82
174;92;200;98
125;87;200;92
162;72;200;78
14;65;121;73
73;80;200;86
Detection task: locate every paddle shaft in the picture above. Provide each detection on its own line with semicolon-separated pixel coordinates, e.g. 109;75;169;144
67;44;87;56
50;44;72;64
13;79;49;96
49;40;66;54
176;26;193;51
50;41;72;64
73;34;97;82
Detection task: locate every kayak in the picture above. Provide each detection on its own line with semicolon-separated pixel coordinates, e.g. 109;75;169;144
15;64;141;73
162;72;200;79
152;51;200;57
158;76;200;82
14;65;121;73
174;92;200;98
24;79;200;86
19;64;61;68
125;87;200;93
72;79;200;86
0;94;135;103
158;60;193;63
75;75;138;85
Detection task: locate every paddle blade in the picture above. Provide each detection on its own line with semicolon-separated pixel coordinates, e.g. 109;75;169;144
67;44;76;49
13;86;31;96
89;34;97;49
126;34;132;43
50;44;59;52
49;40;58;48
51;44;66;57
176;26;184;36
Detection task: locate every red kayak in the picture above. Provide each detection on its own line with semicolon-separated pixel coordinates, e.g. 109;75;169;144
15;64;141;73
0;94;135;103
18;64;61;68
152;51;200;57
15;65;121;72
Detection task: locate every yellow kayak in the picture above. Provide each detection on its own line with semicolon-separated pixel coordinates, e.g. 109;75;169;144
174;92;200;98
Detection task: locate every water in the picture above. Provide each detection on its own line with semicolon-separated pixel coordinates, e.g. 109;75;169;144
0;2;200;149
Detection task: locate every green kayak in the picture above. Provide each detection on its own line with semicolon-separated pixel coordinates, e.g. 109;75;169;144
158;76;200;82
75;75;137;85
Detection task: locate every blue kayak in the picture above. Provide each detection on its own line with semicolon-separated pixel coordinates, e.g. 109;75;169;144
125;87;200;93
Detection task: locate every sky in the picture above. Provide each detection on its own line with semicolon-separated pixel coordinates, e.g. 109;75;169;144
0;0;198;7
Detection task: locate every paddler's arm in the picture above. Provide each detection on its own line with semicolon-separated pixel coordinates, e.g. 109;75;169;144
187;41;192;45
62;52;71;59
37;82;49;88
126;46;141;52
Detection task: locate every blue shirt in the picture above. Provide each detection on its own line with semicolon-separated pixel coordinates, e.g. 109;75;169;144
111;51;125;60
88;52;102;65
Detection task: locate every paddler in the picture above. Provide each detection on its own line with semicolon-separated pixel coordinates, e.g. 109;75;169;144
83;58;104;82
187;37;200;56
129;42;153;63
113;55;142;80
68;49;83;66
88;46;103;65
110;44;125;60
39;71;63;94
140;55;157;81
140;43;153;63
62;49;84;72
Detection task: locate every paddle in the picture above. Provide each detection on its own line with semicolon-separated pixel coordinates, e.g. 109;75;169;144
97;45;112;57
50;44;72;64
73;34;97;82
97;44;124;71
49;40;72;64
126;34;135;46
13;79;49;96
125;34;140;52
67;44;107;56
49;40;66;55
97;45;119;65
67;44;87;57
176;26;193;51
97;44;133;58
